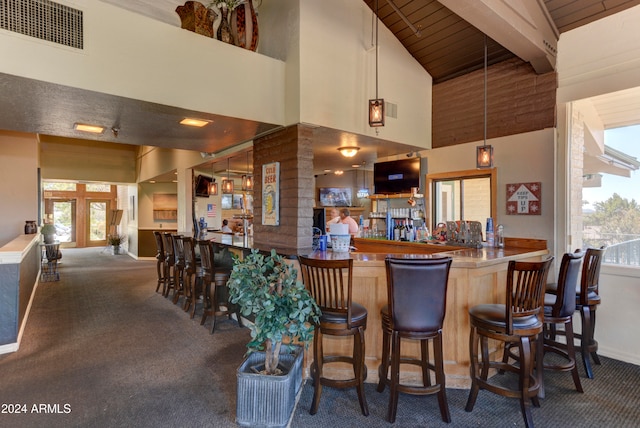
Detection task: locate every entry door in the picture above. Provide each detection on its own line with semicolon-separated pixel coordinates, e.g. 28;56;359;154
86;200;110;247
52;199;76;245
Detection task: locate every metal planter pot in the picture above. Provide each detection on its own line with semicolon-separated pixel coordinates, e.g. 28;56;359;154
236;346;303;427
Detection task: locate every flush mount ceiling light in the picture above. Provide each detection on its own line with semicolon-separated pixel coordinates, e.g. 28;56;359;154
179;118;211;127
338;146;360;158
334;170;344;175
74;123;104;134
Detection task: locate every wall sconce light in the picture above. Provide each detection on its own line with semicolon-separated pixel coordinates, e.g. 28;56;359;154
241;151;253;191
338;146;360;158
476;35;494;169
222;158;234;194
369;0;384;129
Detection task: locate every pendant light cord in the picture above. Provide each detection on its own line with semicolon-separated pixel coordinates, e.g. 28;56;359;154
375;0;379;100
483;34;487;147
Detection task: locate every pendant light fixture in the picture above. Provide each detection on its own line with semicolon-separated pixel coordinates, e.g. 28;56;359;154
208;161;218;195
369;0;384;128
477;35;494;169
242;151;253;191
222;157;234;194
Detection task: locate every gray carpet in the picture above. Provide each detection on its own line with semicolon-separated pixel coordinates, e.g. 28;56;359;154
1;248;639;427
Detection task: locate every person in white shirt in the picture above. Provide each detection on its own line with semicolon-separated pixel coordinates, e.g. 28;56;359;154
221;219;233;233
325;208;340;232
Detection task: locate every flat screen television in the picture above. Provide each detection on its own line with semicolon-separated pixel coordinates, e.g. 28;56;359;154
195;175;212;197
313;208;326;234
373;158;420;194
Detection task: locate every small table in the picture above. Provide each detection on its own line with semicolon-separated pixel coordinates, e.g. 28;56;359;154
41;242;61;282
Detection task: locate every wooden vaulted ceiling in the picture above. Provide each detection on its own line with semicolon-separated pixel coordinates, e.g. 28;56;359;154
363;0;640;83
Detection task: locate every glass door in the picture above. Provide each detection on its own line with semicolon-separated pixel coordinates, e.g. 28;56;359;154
52;199;76;245
86;200;110;247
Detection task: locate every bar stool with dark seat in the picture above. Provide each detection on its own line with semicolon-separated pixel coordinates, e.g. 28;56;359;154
546;246;606;379
465;258;553;428
377;256;453;424
541;250;585;397
171;234;186;305
153;231;166;294
182;237;204;318
298;255;369;417
198;240;240;333
161;233;176;298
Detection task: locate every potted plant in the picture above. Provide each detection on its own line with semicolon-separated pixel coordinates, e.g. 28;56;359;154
40;223;56;244
227;249;320;427
108;234;125;255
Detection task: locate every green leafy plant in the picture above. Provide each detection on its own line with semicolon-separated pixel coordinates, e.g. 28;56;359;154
40;223;56;236
227;249;321;375
108;234;125;246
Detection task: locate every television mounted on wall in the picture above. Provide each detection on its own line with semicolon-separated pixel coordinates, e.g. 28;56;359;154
195;175;212;197
373;158;420;194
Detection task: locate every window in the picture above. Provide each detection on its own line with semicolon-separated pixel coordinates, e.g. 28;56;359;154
86;183;111;192
43;181;76;191
426;168;496;229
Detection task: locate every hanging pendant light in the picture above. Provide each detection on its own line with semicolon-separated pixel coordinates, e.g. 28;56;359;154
477;35;494;169
241;151;253;191
369;0;384;128
222;158;234;194
209;162;218;195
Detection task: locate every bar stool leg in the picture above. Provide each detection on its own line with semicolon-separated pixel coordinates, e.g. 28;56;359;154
310;328;324;415
355;327;369;417
434;334;451;423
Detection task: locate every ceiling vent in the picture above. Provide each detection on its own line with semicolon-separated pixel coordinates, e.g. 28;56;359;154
1;0;83;49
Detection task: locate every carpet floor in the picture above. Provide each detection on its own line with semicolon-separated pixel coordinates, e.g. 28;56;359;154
1;247;638;427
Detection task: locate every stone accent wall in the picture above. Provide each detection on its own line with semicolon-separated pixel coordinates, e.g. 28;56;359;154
252;124;315;254
432;57;557;148
570;107;585;250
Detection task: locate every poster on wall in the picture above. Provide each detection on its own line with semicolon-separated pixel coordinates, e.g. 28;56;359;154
262;162;280;226
506;182;541;215
207;203;216;218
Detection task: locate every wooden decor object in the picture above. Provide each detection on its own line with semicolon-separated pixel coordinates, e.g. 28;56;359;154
176;1;216;38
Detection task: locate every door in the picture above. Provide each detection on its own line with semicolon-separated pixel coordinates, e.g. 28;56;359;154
52;199;76;245
86;200;110;247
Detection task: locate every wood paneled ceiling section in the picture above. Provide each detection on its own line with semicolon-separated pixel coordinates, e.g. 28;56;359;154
363;0;640;83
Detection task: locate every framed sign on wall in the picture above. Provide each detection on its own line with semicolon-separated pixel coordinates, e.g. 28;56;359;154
506;182;541;215
262;162;280;226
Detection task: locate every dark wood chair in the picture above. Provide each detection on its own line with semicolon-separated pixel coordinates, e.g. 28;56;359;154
161;233;176;298
153;231;166;293
171;235;186;305
298;255;369;417
546;246;606;378
465;258;553;428
182;237;204;318
41;242;62;282
377;256;453;423
540;250;585;397
197;240;240;333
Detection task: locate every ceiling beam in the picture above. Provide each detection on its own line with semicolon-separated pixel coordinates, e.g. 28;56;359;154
439;0;558;73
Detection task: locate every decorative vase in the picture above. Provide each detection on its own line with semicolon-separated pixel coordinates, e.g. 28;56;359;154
25;221;37;234
44;234;55;244
217;6;234;45
231;0;259;51
236;347;303;427
175;1;216;38
112;245;120;255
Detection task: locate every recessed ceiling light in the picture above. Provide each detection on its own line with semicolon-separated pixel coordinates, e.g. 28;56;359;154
324;169;331;173
74;123;104;134
352;164;361;168
149;180;156;184
180;118;211;127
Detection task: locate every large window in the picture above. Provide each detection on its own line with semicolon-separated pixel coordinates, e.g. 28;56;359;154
427;168;496;229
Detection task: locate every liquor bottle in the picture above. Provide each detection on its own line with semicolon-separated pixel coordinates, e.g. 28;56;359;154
407;219;414;242
393;221;400;241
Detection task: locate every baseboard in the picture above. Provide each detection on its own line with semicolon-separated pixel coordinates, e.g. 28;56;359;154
600;346;640;366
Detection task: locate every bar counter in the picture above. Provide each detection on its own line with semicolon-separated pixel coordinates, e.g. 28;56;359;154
205;232;548;388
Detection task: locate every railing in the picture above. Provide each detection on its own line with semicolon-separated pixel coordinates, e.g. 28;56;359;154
583;234;640;267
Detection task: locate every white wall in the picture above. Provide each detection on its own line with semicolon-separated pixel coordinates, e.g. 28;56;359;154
0;131;39;247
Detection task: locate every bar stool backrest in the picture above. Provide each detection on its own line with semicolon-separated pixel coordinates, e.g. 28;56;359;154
173;235;185;266
385;257;452;332
183;237;196;271
298;256;354;328
506;258;553;335
198;240;213;274
153;231;164;260
163;233;175;265
550;251;584;318
579;246;606;304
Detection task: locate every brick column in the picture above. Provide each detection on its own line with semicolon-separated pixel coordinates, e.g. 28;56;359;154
252;124;314;254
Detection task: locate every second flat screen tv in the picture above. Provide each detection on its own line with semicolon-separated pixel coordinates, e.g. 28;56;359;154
373;158;420;194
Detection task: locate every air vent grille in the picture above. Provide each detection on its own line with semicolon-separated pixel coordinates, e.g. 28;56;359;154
1;0;83;49
385;101;398;119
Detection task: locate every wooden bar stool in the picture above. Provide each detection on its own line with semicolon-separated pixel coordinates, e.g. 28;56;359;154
377;256;453;423
182;237;203;318
540;250;585;397
465;258;553;428
161;233;176;298
298;255;369;417
153;231;166;294
198;240;239;333
171;235;186;305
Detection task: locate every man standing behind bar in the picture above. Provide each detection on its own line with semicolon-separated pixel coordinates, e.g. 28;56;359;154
338;208;359;236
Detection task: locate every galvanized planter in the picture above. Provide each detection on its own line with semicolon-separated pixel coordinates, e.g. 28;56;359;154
236;346;303;428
